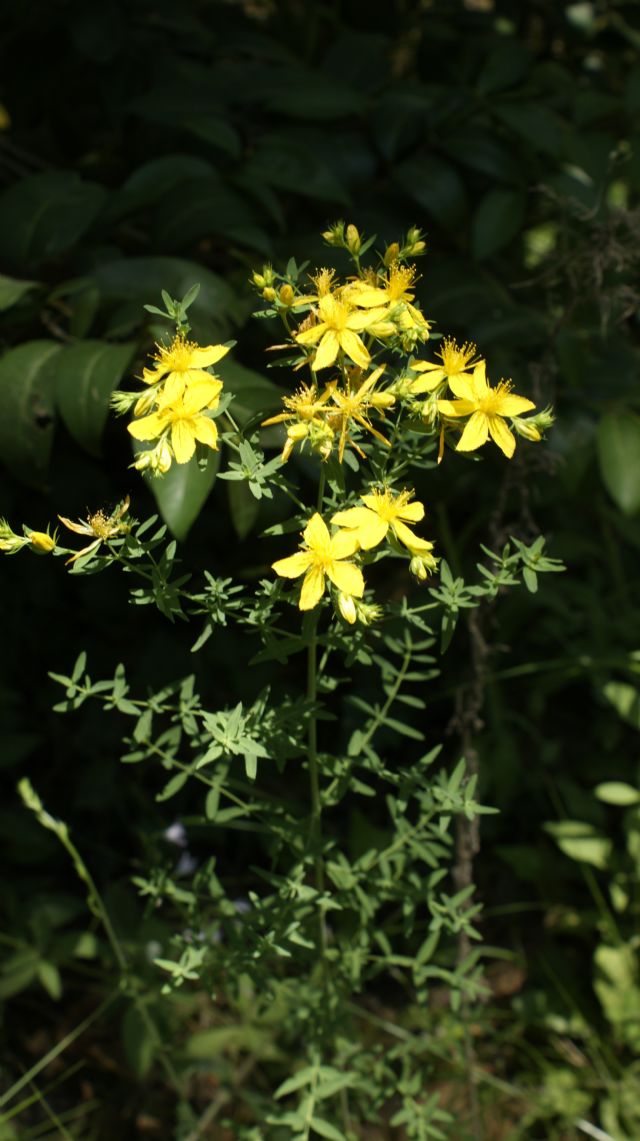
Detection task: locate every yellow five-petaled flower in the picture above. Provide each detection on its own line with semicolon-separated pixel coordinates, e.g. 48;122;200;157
141;335;230;403
295;294;387;371
332;488;434;556
437;361;535;458
128;378;222;464
272;513;364;611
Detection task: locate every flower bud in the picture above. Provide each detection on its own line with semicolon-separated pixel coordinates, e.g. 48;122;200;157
0;519;27;554
29;529;56;554
133;389;157;417
383;242;400;267
337;592;357;624
278;283;295;307
321;221;345;247
262;286;276;302
410;553;437;581
404;227;427;256
513;418;541;442
356;601;383;626
251;271;266;289
345;224;361;254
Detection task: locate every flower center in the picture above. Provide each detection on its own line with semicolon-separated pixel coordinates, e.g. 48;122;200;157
438;338;478;375
478;380;512;415
158;336;196;373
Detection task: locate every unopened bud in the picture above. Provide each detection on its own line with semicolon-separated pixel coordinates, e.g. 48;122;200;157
133;389;157;417
405;227;427;256
337;592;357;625
356;601;383;626
262;286;276;302
321;221;345;247
383;242;400;267
345;224;361;254
0;519;26;554
513;418;541;442
410;554;437;582
29;529;56;554
278;284;295;306
251;271;266;289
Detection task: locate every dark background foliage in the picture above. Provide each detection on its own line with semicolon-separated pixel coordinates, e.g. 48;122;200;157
1;0;640;1136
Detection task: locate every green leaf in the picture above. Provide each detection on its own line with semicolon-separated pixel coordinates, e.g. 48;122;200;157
545;821;612;869
121;1005;156;1078
131;88;241;155
602;682;640;730
156;771;189;802
471;189;525;260
595;782;640;807
597;412;640;515
141;448;221;540
93;257;239;343
216;357;280;426
54;340;136;456
0;274;38;311
243;134;349;204
310;1118;346;1141
393;155;467;232
0;340;61;487
228;480;260;540
255;66;366;120
153;177;271;255
0;171;106;270
36;960;62;1000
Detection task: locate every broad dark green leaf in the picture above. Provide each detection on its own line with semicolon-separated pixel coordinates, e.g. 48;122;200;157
0;341;61;486
597;412;640;515
243;134;349;204
216;358;280;426
153;177;271;255
54;340;137;456
142;448;221;540
254;65;366;120
0;274;38;311
392;155;467;232
228;480;260;540
131;88;240;155
0;172;106;270
106;154;215;221
93;257;241;342
471;189;525;259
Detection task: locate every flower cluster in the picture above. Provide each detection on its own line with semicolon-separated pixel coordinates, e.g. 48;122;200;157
118;335;230;474
255;227;547;466
273;488;436;619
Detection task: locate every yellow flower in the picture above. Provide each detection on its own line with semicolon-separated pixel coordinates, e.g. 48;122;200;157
349;263;430;337
295;293;386;371
408;338;481;395
328;366;395;462
141;335;230;403
272;513;364;611
128;379;222;464
437;362;535;458
261;383;335;461
58;497;131;564
332;488;433;556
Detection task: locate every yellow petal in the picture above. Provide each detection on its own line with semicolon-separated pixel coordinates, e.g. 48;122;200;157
350;287;387;308
313;329;340;371
192;415;219;451
329;529;361;559
299;564;325;609
456;411;489;452
57;516;92;536
127;413;164;441
172;420;197;463
326;560;364;598
494;393;535;417
190;344;230;368
179;379;223;415
470;361;489;397
296;322;327;347
338;329;370;369
408;371;444;394
273;550;314;578
303;513;331;552
331;506;372;529
398;499;424;523
488;415;516;458
163;371;187;403
448;375;477;401
437;398;476;419
393;519;433;554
